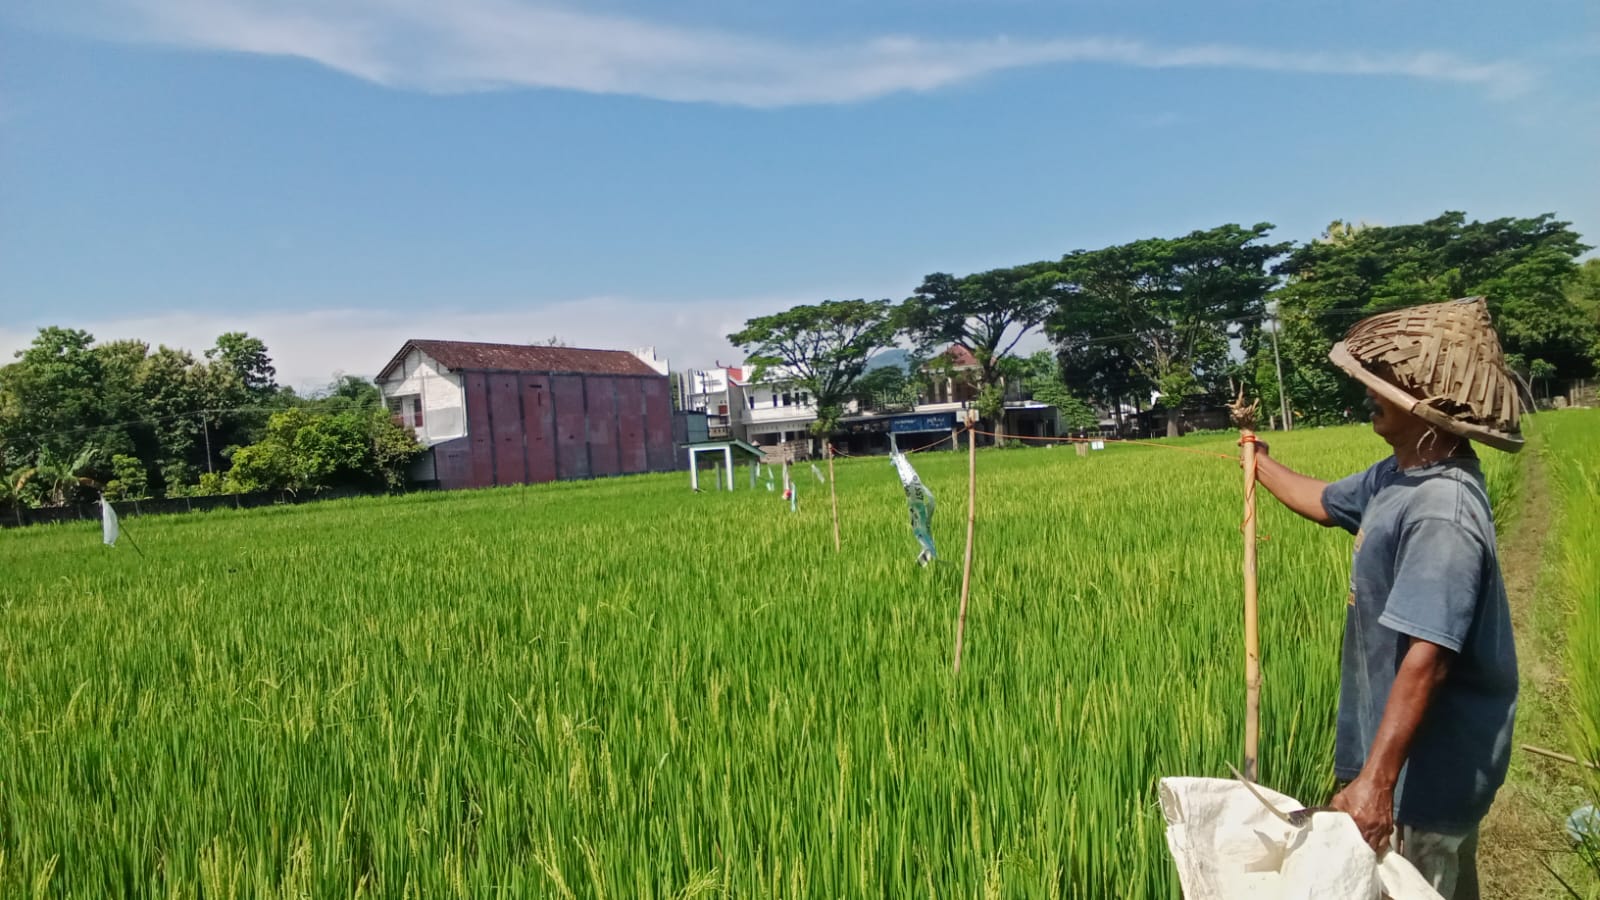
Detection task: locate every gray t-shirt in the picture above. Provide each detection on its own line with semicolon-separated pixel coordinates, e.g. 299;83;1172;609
1320;454;1518;831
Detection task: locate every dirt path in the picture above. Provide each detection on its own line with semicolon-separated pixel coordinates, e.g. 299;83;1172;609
1480;439;1593;898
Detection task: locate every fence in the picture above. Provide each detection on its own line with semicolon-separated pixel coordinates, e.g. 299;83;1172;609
0;486;391;530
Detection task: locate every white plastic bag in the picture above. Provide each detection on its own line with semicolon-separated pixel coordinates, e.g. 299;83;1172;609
1158;777;1443;900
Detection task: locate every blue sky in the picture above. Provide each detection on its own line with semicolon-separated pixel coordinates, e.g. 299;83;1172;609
2;0;1597;387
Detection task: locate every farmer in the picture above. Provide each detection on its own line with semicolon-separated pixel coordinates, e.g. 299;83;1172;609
1252;297;1521;900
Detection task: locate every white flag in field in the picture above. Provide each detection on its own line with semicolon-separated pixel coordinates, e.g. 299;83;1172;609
811;463;826;483
101;498;120;547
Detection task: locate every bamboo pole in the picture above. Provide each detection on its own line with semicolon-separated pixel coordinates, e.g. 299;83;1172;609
1231;388;1262;781
1522;744;1600;770
954;413;978;676
827;444;841;552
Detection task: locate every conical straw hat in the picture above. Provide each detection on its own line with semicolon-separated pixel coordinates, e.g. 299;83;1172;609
1327;296;1524;453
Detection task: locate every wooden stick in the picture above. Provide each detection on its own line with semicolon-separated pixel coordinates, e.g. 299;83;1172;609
954;414;978;676
1241;431;1260;781
1522;743;1600;770
1231;387;1262;782
827;444;841;552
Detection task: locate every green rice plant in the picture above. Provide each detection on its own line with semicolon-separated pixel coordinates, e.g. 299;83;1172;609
1535;410;1600;884
0;423;1525;897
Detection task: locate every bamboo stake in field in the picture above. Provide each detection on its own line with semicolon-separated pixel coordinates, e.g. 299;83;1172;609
827;444;841;552
1230;388;1262;781
954;411;978;676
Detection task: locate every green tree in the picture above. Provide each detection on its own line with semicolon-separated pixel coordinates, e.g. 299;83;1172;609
727;299;901;436
1020;350;1099;430
226;407;420;494
1048;223;1288;436
306;375;384;413
1569;258;1600;366
1273;212;1594;422
851;363;914;411
0;328;104;470
102;453;151;501
206;332;278;398
900;263;1060;433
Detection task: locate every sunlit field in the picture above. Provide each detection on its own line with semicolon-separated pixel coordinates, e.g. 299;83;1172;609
1;423;1530;897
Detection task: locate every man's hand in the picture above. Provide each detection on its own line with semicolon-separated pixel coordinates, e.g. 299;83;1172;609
1331;774;1395;852
1239;437;1269;457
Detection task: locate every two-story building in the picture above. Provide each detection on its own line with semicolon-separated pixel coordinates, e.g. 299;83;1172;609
377;340;676;490
740;373;818;461
676;365;750;442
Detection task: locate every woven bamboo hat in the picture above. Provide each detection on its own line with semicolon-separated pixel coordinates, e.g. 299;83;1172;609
1327;296;1524;453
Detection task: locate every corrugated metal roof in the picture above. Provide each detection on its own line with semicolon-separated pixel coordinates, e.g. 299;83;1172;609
381;340;662;379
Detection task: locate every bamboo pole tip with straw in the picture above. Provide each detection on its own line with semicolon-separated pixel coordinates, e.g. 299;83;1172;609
1229;386;1260;432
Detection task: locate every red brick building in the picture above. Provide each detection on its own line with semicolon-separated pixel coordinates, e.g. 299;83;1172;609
376;340;675;490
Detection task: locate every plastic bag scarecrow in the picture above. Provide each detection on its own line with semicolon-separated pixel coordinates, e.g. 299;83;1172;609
888;435;936;565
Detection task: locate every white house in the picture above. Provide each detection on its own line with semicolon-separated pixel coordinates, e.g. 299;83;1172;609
739;368;817;456
677;365;750;442
376;344;469;448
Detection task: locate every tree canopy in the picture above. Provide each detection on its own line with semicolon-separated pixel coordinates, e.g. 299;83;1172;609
1047;223;1288;435
0;329;417;508
900;262;1060;426
1270;212;1594;423
727;299;900;434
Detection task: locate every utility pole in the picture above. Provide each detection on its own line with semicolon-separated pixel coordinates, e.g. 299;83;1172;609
1268;307;1292;431
200;413;214;474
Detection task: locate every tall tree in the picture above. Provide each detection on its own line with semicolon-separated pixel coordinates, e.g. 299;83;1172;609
206;332;278;398
1272;212;1595;422
1047;223;1288;436
1567;258;1600;369
202;332;286;469
727;299;900;436
0;328;104;469
900;262;1060;433
1019;350;1099;431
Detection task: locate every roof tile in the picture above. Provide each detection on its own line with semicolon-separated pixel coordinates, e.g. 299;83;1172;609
388;340;661;378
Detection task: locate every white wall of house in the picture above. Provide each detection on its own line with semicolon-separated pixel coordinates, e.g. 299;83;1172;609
631;346;670;376
679;367;751;440
744;383;815;414
378;348;467;447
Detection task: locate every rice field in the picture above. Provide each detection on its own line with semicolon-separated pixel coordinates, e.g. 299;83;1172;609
0;423;1530;897
1538;411;1600;876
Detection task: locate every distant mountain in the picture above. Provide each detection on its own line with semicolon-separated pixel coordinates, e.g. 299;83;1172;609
867;348;911;372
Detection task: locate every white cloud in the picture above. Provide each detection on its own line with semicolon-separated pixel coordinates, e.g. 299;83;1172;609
0;295;805;390
72;0;1535;105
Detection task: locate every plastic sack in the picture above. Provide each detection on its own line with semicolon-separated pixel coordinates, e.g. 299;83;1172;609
1158;777;1443;900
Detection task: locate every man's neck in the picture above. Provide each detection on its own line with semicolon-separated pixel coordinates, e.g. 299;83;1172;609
1393;430;1466;470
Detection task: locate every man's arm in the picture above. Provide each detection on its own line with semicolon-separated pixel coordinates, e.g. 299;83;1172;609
1253;445;1336;527
1331;638;1454;851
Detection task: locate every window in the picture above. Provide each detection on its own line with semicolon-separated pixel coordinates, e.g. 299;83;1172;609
412;397;424;428
782;393;792;407
772;394;778;407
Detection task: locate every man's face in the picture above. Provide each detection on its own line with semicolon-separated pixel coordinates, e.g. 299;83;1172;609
1366;388;1423;447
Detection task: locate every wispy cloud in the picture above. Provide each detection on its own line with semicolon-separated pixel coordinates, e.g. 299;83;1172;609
67;0;1535;106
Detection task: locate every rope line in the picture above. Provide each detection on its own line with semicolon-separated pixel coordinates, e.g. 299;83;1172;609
965;428;1236;461
828;427;970;459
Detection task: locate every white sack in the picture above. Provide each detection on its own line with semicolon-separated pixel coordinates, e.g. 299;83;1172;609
1158;777;1443;900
